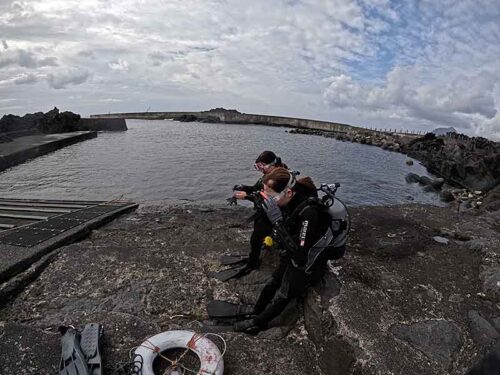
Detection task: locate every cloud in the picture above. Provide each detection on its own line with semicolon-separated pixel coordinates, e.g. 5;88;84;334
477;113;500;141
108;58;129;71
47;69;90;89
77;50;94;58
14;73;39;85
323;67;499;129
100;98;122;102
0;0;498;139
0;49;57;68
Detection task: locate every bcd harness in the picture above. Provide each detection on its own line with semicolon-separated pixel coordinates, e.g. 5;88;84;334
272;195;350;274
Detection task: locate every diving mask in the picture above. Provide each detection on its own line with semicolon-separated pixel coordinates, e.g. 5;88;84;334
261;172;296;201
254;159;276;173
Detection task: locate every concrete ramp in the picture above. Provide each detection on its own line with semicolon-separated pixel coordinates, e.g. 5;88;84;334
0;198;138;284
0;131;97;173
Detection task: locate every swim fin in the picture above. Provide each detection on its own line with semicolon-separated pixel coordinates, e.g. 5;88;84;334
59;326;91;375
219;254;249;266
200;320;236;333
80;323;103;375
207;300;255;319
59;323;103;375
209;264;251;282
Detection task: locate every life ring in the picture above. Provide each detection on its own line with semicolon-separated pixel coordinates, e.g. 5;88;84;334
134;330;224;375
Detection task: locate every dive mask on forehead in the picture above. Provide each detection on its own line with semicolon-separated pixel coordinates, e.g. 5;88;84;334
254;158;276;172
264;172;296;200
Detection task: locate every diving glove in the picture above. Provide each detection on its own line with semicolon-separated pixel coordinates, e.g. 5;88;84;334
261;194;283;224
226;196;238;206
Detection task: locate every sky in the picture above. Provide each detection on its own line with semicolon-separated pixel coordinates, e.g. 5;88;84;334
0;0;499;140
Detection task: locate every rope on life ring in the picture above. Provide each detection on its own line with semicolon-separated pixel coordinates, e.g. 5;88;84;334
134;330;224;375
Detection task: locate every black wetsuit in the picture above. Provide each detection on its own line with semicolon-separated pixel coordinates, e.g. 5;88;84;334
253;187;344;328
237;177;272;268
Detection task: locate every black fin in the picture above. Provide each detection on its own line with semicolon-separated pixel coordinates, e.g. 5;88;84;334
80;323;103;375
207;300;254;319
199;320;236;333
59;326;90;375
219;254;249;266
208;264;251;281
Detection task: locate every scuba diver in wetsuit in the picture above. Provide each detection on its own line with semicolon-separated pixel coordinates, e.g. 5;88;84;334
232;151;293;270
234;167;347;333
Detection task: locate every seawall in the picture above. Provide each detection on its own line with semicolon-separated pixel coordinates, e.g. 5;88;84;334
78;118;127;131
90;110;357;133
0;131;97;173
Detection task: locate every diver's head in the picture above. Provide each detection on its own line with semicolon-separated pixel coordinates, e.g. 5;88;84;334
262;167;316;207
254;151;285;175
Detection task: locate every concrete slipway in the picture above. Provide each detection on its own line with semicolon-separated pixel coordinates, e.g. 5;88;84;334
0;131;97;173
0;198;138;305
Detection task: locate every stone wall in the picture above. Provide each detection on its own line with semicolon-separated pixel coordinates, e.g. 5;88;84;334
0;132;97;173
78;118;127;131
90;109;356;133
90;111;198;120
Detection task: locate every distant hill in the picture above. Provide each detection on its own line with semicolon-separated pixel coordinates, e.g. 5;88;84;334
432;127;457;136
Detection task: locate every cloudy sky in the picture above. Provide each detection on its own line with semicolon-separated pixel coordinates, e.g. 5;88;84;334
1;0;499;139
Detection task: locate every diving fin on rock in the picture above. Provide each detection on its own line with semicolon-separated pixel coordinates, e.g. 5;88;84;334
59;326;90;375
59;323;103;375
80;323;103;375
207;300;255;319
209;264;251;282
219;254;249;266
200;320;236;333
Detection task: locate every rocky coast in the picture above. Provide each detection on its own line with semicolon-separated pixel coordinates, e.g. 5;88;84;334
1;201;499;374
290;128;500;212
0;108;127;142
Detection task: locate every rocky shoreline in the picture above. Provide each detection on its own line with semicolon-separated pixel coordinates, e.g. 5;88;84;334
1;203;499;374
0;108;127;144
289;128;500;195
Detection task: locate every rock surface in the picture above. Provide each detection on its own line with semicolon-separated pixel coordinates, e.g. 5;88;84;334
389;320;462;366
0;203;498;374
0;107;81;136
0;108;127;140
404;133;500;193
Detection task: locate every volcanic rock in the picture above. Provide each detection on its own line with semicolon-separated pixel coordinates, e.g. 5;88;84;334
468;310;500;346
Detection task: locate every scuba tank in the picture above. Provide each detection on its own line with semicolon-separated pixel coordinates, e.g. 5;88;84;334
304;183;350;274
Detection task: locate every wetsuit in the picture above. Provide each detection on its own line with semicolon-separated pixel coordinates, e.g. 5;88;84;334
236;170;300;269
235;177;272;268
252;187;345;328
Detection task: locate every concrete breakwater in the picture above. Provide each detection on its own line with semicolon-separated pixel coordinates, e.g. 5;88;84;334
0;132;97;173
90;107;359;133
78;117;127;132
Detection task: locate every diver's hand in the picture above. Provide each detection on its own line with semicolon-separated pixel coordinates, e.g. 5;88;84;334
234;191;247;200
226;196;238;206
260;192;283;224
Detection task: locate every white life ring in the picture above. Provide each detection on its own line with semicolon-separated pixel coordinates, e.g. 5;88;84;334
134;330;224;375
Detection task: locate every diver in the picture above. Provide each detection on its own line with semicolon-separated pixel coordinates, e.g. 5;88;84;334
233;167;348;333
231;151;294;271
